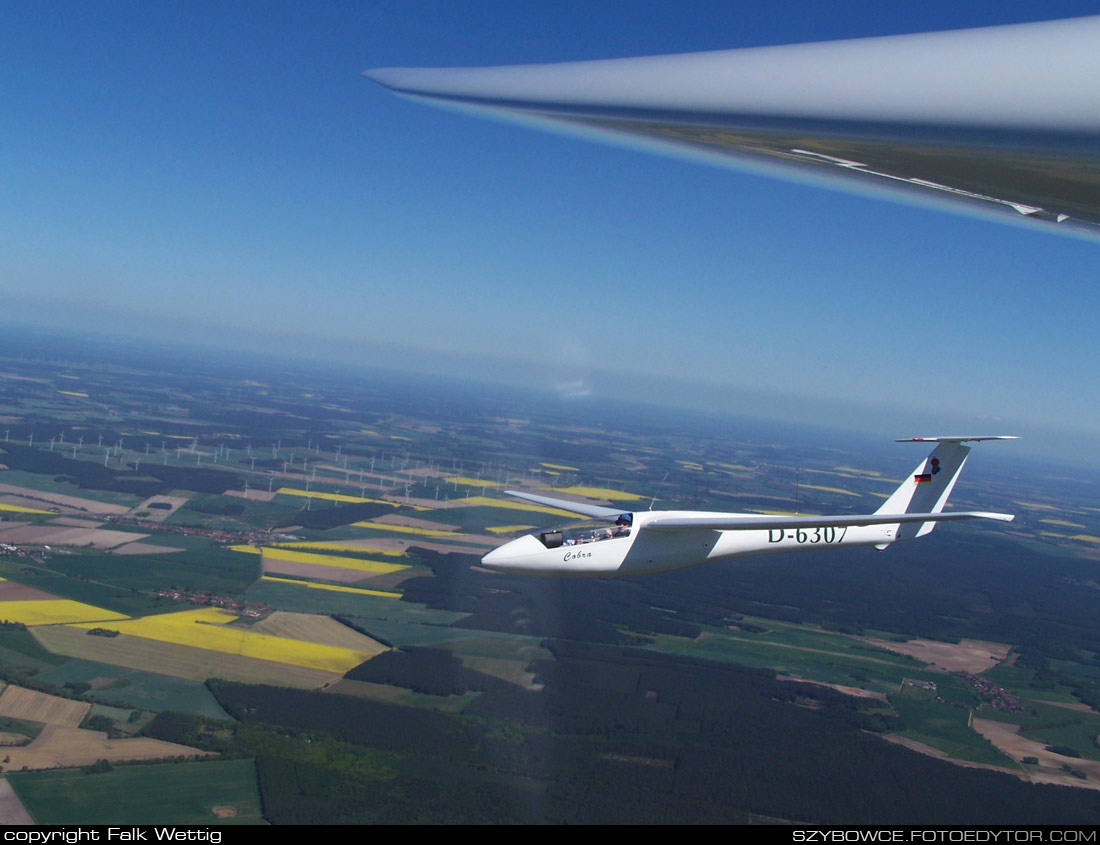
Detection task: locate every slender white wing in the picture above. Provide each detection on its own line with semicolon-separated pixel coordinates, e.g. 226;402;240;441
645;511;1013;532
366;18;1100;239
502;490;626;520
896;436;1020;443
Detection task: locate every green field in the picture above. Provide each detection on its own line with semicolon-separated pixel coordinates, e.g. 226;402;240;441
35;659;231;719
646;619;932;693
891;693;1017;767
0;561;167;616
245;578;468;633
974;699;1100;762
982;663;1084;704
0;468;143;507
438;636;552;686
7;758;264;824
33;546;262;597
0;628;68;671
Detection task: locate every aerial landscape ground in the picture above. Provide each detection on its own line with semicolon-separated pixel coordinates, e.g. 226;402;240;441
0;324;1099;824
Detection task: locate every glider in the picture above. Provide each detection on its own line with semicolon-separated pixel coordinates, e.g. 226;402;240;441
365;16;1100;238
480;437;1015;576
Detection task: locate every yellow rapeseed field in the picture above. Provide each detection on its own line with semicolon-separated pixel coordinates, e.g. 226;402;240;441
56;390;89;398
832;465;884;477
540;463;579;472
0;600;128;626
72;608;374;673
801;484;860;497
552;485;646;502
272;542;406;556
276;488;398;507
230;545;408;574
444;476;493;487
261;576;400;598
350;522;463;537
1039;518;1086;529
1013;501;1060;511
486;525;536;534
0;503;51;514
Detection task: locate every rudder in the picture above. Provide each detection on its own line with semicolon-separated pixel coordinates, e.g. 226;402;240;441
876;441;971;540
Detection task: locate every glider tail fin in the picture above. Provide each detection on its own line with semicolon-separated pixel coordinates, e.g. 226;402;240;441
876;439;974;541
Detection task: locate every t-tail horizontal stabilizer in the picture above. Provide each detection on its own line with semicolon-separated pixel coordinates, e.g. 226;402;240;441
873;435;1017;545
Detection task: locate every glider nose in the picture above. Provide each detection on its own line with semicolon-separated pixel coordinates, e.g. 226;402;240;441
480;544;509;570
480;534;545;572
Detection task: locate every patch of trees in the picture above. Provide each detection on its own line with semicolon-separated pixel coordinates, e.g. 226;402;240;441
276;501;393;531
0;442;241;496
142;711;235;754
205;642;1100;824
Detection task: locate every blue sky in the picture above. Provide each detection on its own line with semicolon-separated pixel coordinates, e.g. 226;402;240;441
3;1;1100;464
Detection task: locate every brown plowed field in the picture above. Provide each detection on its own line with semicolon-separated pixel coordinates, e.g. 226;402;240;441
859;637;1010;673
0;525;147;549
0;685;89;727
263;559;375;583
0;581;57;602
2;724;209;771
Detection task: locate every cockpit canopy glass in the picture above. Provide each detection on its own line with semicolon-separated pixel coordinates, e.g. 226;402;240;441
537;515;632;549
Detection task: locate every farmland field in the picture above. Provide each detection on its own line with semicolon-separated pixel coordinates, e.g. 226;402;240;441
0;599;129;626
0;723;209;771
647;621;932;693
31;625;339;688
3;330;1100;823
0;685;89;726
71;607;378;673
34;659;231;719
251;611;389;654
8;758;262;824
891;694;1016;767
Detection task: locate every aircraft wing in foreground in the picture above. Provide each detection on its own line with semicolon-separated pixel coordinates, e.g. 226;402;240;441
480;437;1015;576
366;17;1100;239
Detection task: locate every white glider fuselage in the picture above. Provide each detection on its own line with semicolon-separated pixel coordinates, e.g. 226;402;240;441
481;510;899;576
480;437;1016;577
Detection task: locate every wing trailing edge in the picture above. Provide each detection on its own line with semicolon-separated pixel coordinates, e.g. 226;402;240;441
645;511;1013;532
